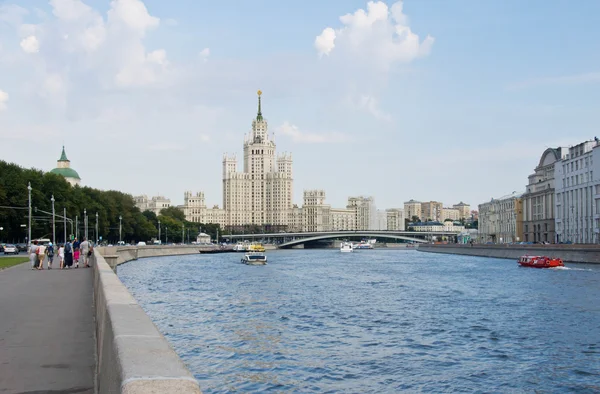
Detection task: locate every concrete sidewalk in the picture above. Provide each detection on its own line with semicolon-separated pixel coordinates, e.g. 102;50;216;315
0;261;95;394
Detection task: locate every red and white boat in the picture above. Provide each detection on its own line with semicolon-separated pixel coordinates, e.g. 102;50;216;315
518;255;564;268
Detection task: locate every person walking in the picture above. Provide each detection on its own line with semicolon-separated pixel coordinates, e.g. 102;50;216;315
73;237;80;267
80;238;91;268
28;240;39;270
64;240;73;269
58;244;65;269
46;242;55;269
36;243;46;270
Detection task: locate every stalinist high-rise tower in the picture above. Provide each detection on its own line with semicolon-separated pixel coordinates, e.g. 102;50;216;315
222;91;293;229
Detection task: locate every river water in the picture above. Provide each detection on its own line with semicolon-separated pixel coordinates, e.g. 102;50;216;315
117;249;600;393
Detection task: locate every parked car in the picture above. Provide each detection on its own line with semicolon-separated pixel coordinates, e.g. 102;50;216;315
3;244;19;255
0;244;4;253
16;243;28;252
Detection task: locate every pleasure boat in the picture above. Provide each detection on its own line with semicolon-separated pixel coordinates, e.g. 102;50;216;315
354;242;373;249
233;242;247;252
518;255;564;268
340;242;354;253
241;252;267;265
248;243;266;252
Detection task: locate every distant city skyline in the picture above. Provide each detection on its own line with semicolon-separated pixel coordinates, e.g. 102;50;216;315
1;0;599;208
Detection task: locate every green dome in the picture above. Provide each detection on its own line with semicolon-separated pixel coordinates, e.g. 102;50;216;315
50;167;81;180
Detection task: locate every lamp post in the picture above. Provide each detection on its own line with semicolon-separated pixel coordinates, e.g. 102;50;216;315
96;212;98;245
27;182;32;246
0;227;3;243
119;215;122;243
64;208;67;243
166;226;168;244
84;209;87;240
158;220;161;243
182;224;184;245
51;195;56;245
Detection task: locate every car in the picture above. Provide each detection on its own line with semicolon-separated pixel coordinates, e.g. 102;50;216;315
3;244;19;255
137;241;147;246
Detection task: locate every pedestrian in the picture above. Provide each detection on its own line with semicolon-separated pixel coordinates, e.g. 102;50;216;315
74;248;80;268
28;240;39;270
37;242;46;270
80;237;91;268
46;242;55;269
64;240;73;269
58;244;65;269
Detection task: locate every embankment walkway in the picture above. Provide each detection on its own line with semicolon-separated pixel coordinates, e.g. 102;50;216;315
0;262;95;393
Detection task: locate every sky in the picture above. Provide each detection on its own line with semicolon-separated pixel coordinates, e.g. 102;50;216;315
1;0;600;210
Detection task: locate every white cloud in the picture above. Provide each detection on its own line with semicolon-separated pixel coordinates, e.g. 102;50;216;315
0;4;28;26
0;89;8;111
351;95;391;121
278;121;350;143
199;47;210;62
20;35;40;53
315;1;434;69
147;49;168;66
107;0;159;35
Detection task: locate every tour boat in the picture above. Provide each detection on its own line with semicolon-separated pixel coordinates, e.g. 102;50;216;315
518;255;564;268
233;243;247;252
241;252;267;265
354;242;374;249
248;243;266;252
340;242;354;253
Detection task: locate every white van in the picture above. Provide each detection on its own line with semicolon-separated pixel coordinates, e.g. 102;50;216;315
137;241;147;246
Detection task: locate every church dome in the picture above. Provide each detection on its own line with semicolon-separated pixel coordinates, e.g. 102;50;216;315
50;167;81;180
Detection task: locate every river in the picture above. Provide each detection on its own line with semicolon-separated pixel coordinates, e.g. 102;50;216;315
117;249;600;393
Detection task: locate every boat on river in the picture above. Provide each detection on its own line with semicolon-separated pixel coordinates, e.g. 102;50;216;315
241;252;267;265
518;255;564;268
340;242;354;253
248;243;265;252
354;242;373;249
233;242;247;252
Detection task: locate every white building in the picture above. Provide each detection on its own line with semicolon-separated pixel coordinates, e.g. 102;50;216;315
50;146;81;187
478;192;524;244
134;195;171;215
386;208;405;231
452;202;471;220
554;139;600;244
441;208;460;221
408;221;465;232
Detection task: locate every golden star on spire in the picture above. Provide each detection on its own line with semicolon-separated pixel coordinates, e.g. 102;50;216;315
257;90;262;96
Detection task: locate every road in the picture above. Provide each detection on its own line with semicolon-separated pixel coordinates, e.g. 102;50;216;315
0;260;95;393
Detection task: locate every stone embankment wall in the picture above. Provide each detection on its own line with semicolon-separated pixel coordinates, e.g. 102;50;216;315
92;249;202;393
418;244;600;264
97;245;216;269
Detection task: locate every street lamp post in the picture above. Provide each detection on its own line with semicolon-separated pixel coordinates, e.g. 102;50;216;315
63;208;67;243
84;209;87;241
75;216;78;239
0;227;3;243
158;220;161;243
96;212;99;245
51;195;56;245
119;215;122;243
182;225;184;245
166;226;168;244
27;182;32;246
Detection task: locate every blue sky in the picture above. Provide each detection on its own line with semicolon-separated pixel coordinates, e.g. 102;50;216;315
1;0;599;210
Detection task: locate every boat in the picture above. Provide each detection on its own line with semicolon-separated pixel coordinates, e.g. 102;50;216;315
241;252;267;265
340;242;354;253
248;243;265;252
518;255;564;268
354;242;373;249
233;242;247;252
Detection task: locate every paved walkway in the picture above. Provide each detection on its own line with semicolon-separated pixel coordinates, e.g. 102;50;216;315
0;261;95;394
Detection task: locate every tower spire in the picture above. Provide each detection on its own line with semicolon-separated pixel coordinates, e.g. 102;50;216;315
59;145;69;162
256;90;263;121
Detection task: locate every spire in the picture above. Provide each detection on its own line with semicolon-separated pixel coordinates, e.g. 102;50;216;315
256;90;263;121
59;145;69;162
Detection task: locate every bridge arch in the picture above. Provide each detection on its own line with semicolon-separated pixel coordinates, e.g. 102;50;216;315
278;232;428;249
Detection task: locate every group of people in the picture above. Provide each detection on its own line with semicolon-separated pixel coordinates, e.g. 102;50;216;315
28;237;93;270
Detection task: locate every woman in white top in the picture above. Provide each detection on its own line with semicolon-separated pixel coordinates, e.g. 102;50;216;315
58;245;65;269
36;244;46;270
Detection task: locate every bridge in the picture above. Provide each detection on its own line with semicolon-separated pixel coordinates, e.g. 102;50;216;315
224;230;460;249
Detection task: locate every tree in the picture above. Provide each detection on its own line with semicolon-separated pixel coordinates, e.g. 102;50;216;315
159;206;185;222
444;218;453;222
411;216;420;223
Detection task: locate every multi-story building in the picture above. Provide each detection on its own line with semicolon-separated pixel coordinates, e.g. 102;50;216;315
134;195;171;215
330;208;356;231
408;221;465;232
221;91;293;231
452;202;471;220
347;196;376;230
554;139;600;244
302;190;331;232
441;208;460;221
386;208;405;231
521;147;566;243
404;200;421;221
478;192;524;243
421;201;443;222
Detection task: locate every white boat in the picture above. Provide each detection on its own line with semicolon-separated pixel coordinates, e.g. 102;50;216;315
241;252;267;265
340;242;354;253
233;242;247;252
354;242;373;249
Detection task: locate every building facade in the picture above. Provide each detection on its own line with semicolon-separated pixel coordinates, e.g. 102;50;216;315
421;201;443;222
404;200;422;221
134;195;171;215
50;146;81;186
452;202;471;220
441;208;460;221
478;192;524;243
386;208;405;231
521;147;566;243
554;139;600;244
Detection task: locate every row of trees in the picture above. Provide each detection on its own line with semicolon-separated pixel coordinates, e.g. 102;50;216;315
0;160;221;244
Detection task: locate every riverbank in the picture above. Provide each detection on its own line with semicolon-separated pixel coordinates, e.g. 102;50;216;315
418;243;600;264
